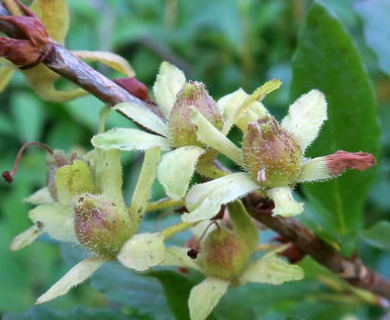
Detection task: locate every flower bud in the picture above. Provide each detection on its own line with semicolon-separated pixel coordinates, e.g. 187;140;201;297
242;118;302;188
74;193;134;258
46;150;73;200
198;228;250;280
168;81;223;147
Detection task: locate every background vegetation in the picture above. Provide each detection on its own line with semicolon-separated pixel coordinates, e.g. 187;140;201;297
1;0;390;319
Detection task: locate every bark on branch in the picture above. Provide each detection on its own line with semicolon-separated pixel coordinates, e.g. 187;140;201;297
1;0;390;307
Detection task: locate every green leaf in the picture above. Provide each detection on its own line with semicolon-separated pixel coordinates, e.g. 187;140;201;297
3;306;129;320
146;270;195;320
11;92;44;142
354;0;390;76
360;221;390;250
290;2;380;252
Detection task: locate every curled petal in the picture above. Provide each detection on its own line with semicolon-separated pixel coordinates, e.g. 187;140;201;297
73;51;135;77
299;150;376;182
267;187;303;217
36;257;107;304
281;90;327;151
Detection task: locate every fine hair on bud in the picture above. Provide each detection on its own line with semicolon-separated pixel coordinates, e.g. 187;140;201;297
74;193;134;258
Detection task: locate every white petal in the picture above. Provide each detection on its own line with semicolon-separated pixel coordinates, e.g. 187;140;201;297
220;88;271;135
219;88;249;135
234;101;269;134
91;128;173;151
24;187;54;205
92;149;124;205
183;173;259;223
266;187;303;217
29;204;78;244
189;277;229;320
190;108;244;167
161;246;202;271
240;255;304;285
298;157;330;182
158;146;204;199
113;102;170;137
36;257;107;304
9;223;43;251
117;233;165;271
153;61;186;118
281;90;327;151
130;147;160;221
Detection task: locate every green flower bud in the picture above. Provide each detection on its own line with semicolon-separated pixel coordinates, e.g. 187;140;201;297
168;81;223;147
74;193;134;258
46;150;73;200
242;118;302;188
198;228;250;281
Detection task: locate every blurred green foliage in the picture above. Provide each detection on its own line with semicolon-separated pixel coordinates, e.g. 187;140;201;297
1;0;390;319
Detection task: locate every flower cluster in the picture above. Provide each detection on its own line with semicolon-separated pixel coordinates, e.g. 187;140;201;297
3;39;376;319
8;146;165;304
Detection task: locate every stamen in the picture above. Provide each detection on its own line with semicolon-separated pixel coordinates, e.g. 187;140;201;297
257;165;267;183
2;142;53;183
